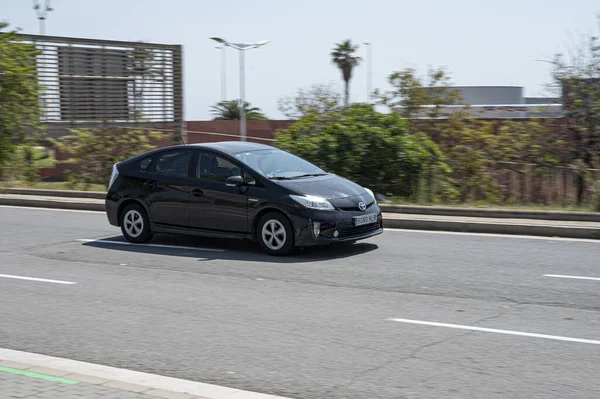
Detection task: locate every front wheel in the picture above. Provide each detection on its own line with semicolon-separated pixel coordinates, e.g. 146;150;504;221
120;203;152;243
256;212;294;256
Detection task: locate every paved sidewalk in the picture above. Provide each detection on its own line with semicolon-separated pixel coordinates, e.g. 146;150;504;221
0;348;290;399
0;365;195;399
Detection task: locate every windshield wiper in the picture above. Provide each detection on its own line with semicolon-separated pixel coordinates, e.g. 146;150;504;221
268;176;293;180
289;173;329;179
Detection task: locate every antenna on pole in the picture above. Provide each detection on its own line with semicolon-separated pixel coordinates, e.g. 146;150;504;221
33;0;53;35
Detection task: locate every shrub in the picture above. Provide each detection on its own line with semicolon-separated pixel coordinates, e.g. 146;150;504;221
276;104;453;201
54;128;167;189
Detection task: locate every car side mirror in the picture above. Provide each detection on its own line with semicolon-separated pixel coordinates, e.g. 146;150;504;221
225;175;244;187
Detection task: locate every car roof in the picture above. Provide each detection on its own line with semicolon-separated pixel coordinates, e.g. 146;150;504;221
189;141;274;155
120;141;276;166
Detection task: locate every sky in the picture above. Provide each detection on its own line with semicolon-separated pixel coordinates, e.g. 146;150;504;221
1;0;599;120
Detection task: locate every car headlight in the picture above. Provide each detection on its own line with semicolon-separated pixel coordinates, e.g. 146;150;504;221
290;194;335;210
364;188;376;203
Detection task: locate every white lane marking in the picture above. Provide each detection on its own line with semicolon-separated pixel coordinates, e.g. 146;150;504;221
77;239;225;253
385;228;600;244
388;318;600;345
0;273;76;285
0;205;102;214
0;347;292;399
544;274;600;281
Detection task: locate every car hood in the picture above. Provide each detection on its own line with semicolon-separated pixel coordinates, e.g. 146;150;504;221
275;174;368;200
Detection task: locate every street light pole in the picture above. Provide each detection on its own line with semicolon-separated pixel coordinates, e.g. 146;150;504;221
221;46;227;101
363;41;373;103
209;37;271;142
239;49;246;141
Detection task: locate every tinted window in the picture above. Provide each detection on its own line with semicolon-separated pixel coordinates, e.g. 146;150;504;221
196;151;241;182
154;150;191;178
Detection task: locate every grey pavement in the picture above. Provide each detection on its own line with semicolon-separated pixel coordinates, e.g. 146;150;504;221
1;205;600;398
0;368;190;399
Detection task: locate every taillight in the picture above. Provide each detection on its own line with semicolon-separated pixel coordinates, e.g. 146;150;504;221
108;164;119;190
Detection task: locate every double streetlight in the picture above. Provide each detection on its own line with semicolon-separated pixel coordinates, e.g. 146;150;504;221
33;0;53;35
210;37;271;141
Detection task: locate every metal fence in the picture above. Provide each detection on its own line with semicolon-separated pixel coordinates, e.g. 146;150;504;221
17;34;183;140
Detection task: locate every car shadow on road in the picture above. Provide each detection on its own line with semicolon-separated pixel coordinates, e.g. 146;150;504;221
81;233;378;263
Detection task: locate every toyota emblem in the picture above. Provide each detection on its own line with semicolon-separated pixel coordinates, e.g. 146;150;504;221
358;201;367;211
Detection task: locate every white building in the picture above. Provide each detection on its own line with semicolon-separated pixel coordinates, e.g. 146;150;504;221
397;86;563;119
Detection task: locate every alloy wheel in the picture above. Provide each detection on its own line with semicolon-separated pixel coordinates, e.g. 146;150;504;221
261;219;287;251
124;209;144;238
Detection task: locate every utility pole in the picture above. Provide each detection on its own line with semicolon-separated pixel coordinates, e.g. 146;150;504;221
33;0;53;35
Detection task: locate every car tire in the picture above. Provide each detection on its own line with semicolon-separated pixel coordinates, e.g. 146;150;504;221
120;203;152;243
256;212;294;256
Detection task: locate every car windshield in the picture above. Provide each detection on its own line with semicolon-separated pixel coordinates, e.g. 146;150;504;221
234;149;327;179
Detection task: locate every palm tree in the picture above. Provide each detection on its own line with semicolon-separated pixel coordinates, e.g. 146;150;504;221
210;100;268;120
331;40;362;106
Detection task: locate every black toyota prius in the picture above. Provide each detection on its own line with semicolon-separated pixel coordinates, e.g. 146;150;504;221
105;141;383;255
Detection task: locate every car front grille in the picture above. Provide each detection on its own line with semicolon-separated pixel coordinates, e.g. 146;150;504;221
337;220;382;238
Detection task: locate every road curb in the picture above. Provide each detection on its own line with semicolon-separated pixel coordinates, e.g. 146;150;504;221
2;196;599;240
1;187;106;199
379;204;600;222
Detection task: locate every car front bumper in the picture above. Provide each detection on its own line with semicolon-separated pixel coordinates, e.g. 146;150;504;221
291;206;383;247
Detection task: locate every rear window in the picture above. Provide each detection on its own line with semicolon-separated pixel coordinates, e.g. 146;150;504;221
139;157;153;171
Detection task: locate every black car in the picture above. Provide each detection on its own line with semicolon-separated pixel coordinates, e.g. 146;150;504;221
105;141;382;255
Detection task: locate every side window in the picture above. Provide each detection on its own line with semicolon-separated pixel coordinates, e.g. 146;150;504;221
196;151;241;182
153;150;191;178
244;172;256;186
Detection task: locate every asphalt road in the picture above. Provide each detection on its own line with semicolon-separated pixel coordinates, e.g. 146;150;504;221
1;205;599;399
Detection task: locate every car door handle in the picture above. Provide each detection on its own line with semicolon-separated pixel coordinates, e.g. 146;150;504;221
144;180;157;189
191;188;204;197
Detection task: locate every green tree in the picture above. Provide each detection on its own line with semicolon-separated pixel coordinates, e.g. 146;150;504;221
331;40;362;106
276;104;453;201
210;100;268;120
277;83;341;119
376;67;463;130
0;23;41;172
550;15;600;204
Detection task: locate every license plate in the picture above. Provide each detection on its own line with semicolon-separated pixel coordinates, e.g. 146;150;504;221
353;213;378;226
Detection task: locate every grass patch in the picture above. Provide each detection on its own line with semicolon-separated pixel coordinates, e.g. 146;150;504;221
388;197;595;212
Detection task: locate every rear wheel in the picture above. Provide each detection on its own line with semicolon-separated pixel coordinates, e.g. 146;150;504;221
256;212;294;256
120;203;152;243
